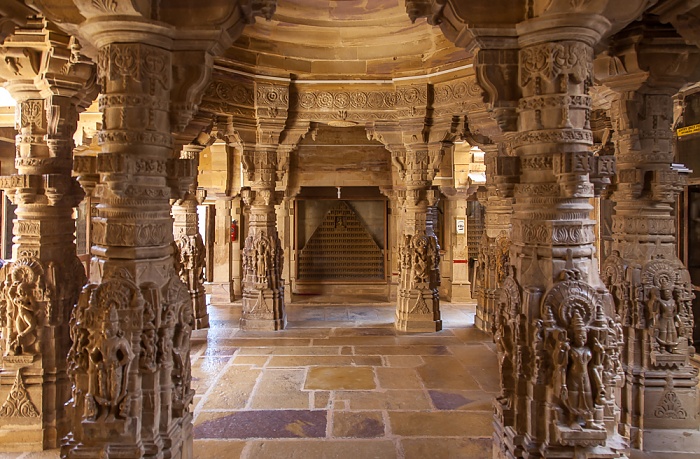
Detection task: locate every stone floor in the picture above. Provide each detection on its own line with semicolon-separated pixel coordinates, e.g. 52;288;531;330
1;299;499;459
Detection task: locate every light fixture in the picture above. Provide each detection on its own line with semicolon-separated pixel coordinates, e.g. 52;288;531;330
337;186;341;199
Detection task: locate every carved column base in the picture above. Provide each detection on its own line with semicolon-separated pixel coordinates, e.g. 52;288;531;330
193;290;209;330
636;370;699;436
240;287;286;331
62;417;144;459
495;423;628;459
206;282;236;305
630;429;700;459
0;365;50;451
395;287;442;332
475;289;497;333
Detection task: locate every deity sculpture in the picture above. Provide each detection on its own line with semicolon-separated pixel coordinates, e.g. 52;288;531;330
85;308;134;421
7;282;39;355
648;286;680;353
553;311;602;429
411;237;430;284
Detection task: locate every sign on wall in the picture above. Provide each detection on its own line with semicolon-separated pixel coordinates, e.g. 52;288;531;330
455;218;465;234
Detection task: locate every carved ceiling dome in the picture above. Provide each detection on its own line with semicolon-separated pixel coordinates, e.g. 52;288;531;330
218;0;471;79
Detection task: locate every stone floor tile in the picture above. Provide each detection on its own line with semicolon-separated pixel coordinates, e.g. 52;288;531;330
192;440;247;459
232;355;269;367
401;437;491;459
212;338;312;347
313;336;398;346
332;411;385;438
375;367;423;390
249;369;310;410
267;355;382;367
203;346;238;356
335;389;433;410
312;391;331;409
450;326;492;343
199;365;260;410
194;410;327;439
428;390;496;411
244;439;397;459
450;343;499;368
331;327;395;337
353;345;451;356
305;366;376;390
388;411;493;437
191;356;231;393
417;355;482;390
237;346;341;356
394;335;464;346
384;355;424;367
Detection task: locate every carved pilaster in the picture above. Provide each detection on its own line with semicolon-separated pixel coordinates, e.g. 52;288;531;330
598;21;700;453
0;19;95;451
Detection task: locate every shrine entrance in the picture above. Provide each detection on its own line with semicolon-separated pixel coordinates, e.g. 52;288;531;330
292;186;390;300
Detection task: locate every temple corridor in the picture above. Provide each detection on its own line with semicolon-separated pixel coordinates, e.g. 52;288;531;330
2;300;498;459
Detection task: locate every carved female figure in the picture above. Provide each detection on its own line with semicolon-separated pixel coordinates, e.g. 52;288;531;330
8;282;38;355
411;236;429;284
648;286;680;352
86;309;134;421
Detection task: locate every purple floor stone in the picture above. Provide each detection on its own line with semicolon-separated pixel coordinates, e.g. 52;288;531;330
194;410;327;439
428;390;472;410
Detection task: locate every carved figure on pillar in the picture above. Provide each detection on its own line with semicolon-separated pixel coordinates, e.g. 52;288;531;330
647;285;680;354
2;258;51;358
85;307;134;422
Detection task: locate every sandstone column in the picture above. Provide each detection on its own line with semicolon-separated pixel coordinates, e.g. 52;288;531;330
463;70;517;334
0;20;94;450
491;15;622;458
173;141;210;330
474;143;515;334
394;140;444;332
239;82;289;330
598;22;700;454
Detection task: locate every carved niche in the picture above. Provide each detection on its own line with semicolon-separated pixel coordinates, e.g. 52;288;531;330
242;231;283;291
540;268;619;447
494;265;521;427
67;271;144;425
1;257;53;361
174;234;206;293
640;256;695;368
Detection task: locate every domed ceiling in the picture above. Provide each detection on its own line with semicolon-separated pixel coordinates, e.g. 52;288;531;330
217;0;472;80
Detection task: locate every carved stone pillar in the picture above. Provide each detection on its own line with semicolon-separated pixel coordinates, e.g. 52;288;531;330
395;142;443;332
238;81;289;331
59;39;194;459
598;23;700;454
240;147;285;330
211;194;236;304
173;143;209;330
474;145;515;334
0;20;94;450
492;16;623;459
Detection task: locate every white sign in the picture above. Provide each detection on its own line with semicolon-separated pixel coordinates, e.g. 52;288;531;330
455;218;465;234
